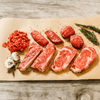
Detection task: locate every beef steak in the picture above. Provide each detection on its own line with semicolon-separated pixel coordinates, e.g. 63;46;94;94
70;35;84;49
51;46;77;72
19;42;43;71
45;30;63;44
71;46;97;73
31;43;56;72
30;30;49;46
60;26;75;38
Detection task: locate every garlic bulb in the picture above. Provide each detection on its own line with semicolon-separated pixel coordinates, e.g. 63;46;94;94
11;52;20;61
5;57;15;68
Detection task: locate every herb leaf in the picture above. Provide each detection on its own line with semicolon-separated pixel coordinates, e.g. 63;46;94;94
79;28;99;45
7;69;12;73
12;72;15;77
75;23;100;34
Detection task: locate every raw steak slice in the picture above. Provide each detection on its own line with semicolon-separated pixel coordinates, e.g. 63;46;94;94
45;30;63;44
31;43;56;72
30;30;49;46
51;46;77;72
19;42;43;71
70;46;97;73
70;35;84;49
60;26;75;38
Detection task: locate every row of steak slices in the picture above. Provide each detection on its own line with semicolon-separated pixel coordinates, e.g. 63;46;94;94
19;26;97;73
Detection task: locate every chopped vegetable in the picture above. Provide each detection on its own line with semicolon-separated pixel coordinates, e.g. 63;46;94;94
75;23;100;34
79;28;99;45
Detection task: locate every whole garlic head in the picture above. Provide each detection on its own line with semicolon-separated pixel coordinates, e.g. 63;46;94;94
5;57;15;68
11;52;20;61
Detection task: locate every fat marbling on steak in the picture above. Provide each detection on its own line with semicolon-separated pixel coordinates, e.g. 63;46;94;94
70;46;97;73
19;42;43;71
51;46;77;72
31;43;56;72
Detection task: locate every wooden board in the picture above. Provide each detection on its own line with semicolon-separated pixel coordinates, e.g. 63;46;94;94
0;17;100;81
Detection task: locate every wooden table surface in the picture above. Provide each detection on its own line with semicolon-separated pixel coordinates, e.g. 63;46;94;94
0;0;100;100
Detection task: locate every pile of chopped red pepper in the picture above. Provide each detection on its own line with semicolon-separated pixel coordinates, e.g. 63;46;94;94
2;30;30;53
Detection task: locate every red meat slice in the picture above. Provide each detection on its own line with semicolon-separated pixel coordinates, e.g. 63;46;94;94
45;30;63;44
70;46;97;73
30;30;49;46
2;42;7;47
70;35;84;49
51;46;77;72
60;26;75;38
31;43;56;72
19;42;43;71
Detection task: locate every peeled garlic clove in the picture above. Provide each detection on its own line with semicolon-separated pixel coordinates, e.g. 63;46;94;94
5;57;15;68
11;52;20;61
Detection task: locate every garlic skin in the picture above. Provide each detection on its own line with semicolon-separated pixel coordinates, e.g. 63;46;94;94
11;52;20;61
5;57;15;68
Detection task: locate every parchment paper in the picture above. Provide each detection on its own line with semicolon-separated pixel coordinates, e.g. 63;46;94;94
0;17;100;81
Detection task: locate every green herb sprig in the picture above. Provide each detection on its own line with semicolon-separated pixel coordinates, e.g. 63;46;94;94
75;23;100;34
12;72;15;77
79;28;99;45
7;66;15;77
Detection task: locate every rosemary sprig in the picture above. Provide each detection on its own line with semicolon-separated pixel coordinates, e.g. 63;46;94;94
79;28;99;45
75;23;100;34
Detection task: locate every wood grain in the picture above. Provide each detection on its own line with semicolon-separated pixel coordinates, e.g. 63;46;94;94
0;0;100;19
0;81;100;100
0;0;100;100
